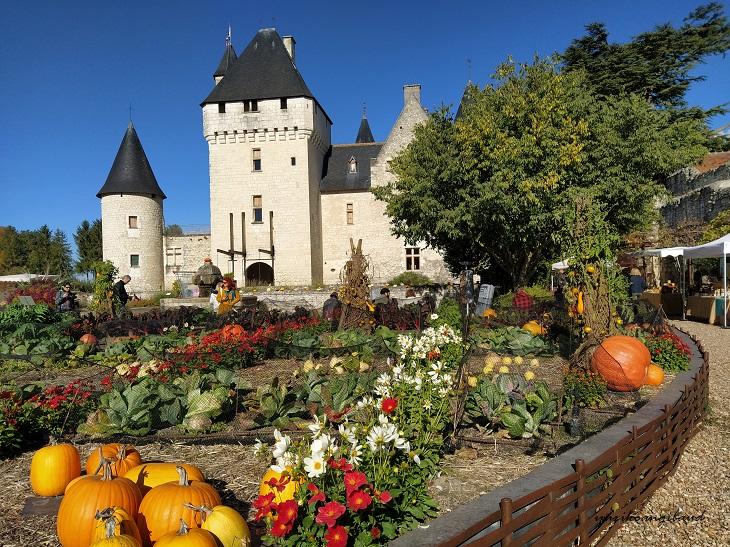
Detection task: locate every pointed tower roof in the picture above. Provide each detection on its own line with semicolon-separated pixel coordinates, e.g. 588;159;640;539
355;115;375;143
97;122;166;199
455;82;475;120
201;28;330;120
214;40;237;77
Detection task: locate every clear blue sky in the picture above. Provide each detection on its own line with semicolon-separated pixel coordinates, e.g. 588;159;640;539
1;0;728;251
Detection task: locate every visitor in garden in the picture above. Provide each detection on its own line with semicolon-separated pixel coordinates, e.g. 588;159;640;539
322;291;342;330
216;277;240;315
629;268;646;297
112;275;131;317
209;280;223;312
373;287;395;306
55;282;77;311
192;257;223;298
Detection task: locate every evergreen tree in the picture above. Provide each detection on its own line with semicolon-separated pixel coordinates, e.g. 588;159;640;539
74;219;103;276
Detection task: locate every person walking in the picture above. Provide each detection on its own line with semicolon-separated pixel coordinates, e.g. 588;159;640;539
112;275;131;317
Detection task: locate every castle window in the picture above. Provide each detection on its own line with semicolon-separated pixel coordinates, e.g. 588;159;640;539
405;247;420;271
130;254;140;268
346;203;354;225
280;98;288;110
291;156;296;166
218;102;226;113
252;148;262;171
128;216;138;229
348;157;357;174
253;195;263;223
165;247;182;268
243;99;258;112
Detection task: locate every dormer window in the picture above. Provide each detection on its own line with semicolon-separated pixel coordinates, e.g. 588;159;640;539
348;157;358;174
244;99;258;112
280;98;288;110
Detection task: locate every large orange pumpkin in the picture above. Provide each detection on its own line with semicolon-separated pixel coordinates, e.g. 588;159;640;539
30;442;81;497
57;460;142;547
591;335;650;391
645;363;665;386
137;466;221;546
221;324;245;340
123;463;205;497
87;444;143;477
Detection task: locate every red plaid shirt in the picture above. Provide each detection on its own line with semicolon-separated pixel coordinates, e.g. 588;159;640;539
513;289;533;310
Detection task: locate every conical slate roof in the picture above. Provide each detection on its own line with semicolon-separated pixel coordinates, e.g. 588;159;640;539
97;122;166;199
355;116;375;143
455;82;475;120
214;41;238;77
202;28;324;118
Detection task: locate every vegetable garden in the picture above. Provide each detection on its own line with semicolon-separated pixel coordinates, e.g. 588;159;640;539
0;269;695;546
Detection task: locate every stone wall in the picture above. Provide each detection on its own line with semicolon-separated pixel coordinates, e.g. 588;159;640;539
662;159;730;228
101;194;164;296
163;233;211;289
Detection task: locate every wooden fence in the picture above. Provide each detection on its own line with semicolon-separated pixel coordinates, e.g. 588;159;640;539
392;328;709;546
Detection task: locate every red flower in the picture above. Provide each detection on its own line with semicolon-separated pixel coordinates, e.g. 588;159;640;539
381;398;398;414
343;471;368;495
328;457;353;472
270;516;294;537
324;525;348;547
378;490;393;503
316;501;346;528
371;526;381;539
253;493;276;520
307;483;326;505
347;489;372;511
427;349;441;360
276;499;299;524
266;474;291;492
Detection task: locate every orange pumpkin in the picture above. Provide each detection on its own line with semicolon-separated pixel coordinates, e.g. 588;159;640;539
123;463;205;497
87;444;143;477
645;363;665;386
155;521;217;547
80;333;98;346
591;335;650;392
137;466;221;546
30;442;81;497
221;324;245;340
92;507;143;544
57;460;142;547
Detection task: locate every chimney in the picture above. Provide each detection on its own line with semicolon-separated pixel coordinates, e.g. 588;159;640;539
282;36;296;64
403;84;421;105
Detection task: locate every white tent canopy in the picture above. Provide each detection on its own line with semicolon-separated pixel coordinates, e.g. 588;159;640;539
551;259;571;271
682;233;730;259
628;247;685;258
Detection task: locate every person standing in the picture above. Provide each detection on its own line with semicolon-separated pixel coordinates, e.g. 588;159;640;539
209;280;224;313
322;291;342;330
112;275;131;317
629;268;646;297
216;277;240;315
193;258;223;298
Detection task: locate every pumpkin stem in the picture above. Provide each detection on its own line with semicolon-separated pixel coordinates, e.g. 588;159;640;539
119;445;127;459
183;502;211;520
100;458;114;481
95;508;115;520
176;465;189;486
103;516;117;539
49;436;57;445
93;446;104;475
177;519;190;535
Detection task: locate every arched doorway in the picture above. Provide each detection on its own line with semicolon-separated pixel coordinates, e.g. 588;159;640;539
245;262;274;286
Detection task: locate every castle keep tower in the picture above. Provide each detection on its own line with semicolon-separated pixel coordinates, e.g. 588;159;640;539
201;28;331;286
97;122;166;296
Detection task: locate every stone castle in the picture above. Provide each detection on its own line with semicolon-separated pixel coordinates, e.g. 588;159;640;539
98;28;449;295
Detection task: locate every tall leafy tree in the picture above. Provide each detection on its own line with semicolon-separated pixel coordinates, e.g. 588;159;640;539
562;3;730;109
375;59;708;288
0;225;72;275
74;219;103;276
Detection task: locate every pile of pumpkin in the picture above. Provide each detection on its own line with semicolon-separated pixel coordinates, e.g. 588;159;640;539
29;442;250;546
591;335;666;391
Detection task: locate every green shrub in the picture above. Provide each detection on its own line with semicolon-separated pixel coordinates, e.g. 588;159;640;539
388;271;432;286
431;296;462;331
563;369;607;409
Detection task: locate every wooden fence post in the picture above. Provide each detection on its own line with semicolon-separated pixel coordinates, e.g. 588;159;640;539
500;497;513;546
575;458;587;543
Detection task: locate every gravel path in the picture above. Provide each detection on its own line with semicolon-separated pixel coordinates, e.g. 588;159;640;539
610;321;730;547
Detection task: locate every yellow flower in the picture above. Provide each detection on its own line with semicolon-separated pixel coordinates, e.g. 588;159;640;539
483;364;495;374
302;359;315;373
529;358;540;368
498;366;509;374
501;356;512;366
467;376;478;388
514;356;524;365
524;371;536;381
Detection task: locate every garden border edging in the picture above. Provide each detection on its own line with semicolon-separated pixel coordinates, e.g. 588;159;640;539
391;326;708;546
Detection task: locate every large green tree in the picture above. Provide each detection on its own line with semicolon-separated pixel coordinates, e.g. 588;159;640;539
0;225;72;275
74;219;103;276
562;3;730;110
374;59;708;289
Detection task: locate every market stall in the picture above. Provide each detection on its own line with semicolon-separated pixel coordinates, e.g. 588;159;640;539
682;233;729;328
